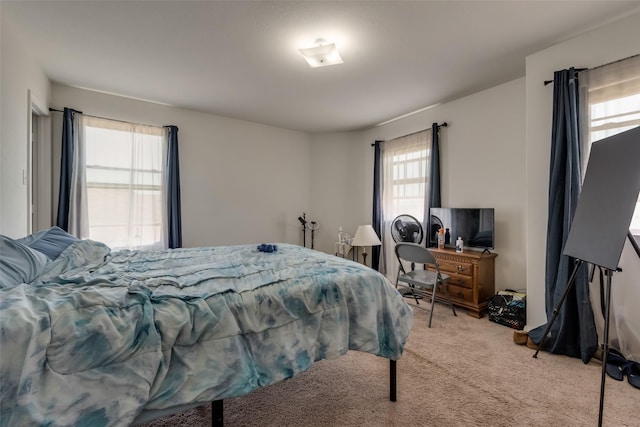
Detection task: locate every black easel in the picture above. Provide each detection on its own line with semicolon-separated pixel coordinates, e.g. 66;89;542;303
532;126;640;427
532;259;617;427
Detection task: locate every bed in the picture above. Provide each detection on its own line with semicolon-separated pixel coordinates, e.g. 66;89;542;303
0;228;413;427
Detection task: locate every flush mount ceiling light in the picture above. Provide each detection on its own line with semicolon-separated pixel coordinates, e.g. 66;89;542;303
299;38;343;68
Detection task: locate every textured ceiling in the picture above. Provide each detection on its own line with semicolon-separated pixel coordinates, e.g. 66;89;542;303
3;1;640;133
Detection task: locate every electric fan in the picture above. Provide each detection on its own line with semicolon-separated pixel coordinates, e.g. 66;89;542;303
391;215;424;244
391;214;425;301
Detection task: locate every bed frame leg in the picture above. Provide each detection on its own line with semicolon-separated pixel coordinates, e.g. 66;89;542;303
390;360;397;402
212;399;223;427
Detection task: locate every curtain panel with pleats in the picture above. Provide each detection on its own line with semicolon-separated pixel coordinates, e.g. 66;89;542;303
528;68;597;363
427;122;442;246
56;107;78;231
372;140;383;271
165;125;182;249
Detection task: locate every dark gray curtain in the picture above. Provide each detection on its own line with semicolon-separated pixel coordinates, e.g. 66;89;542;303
528;68;598;363
372;140;382;270
427;122;441;247
56;108;78;231
166;126;182;249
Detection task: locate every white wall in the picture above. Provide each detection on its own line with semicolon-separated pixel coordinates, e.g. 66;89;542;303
0;15;51;237
524;11;640;330
310;78;527;294
51;84;312;248
309;131;371;256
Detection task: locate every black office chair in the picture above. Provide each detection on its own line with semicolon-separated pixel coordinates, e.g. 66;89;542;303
394;242;457;327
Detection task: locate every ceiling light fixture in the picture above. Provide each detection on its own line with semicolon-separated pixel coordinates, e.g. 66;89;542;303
299;38;343;68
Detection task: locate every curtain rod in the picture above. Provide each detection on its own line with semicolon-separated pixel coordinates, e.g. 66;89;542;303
371;122;447;146
542;54;640;86
48;107;175;129
543;68;587;86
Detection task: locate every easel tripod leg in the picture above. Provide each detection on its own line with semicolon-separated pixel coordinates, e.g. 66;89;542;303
533;259;583;358
598;269;613;427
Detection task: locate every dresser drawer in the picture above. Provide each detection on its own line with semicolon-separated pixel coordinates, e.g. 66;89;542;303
439;283;473;303
444;272;473;289
435;259;473;276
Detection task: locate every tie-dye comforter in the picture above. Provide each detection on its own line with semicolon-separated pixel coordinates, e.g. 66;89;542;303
0;241;413;427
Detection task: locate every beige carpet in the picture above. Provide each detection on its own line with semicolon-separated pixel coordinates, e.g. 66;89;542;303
142;302;639;426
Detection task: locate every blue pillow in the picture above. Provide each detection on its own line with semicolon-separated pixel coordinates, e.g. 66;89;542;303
15;229;48;246
0;235;50;288
22;226;79;260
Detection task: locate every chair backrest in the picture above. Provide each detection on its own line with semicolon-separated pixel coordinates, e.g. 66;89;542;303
394;242;437;266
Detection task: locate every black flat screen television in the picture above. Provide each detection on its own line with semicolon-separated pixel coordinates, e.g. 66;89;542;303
428;208;495;250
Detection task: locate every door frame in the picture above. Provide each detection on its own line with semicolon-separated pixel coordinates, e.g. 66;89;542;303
27;89;52;233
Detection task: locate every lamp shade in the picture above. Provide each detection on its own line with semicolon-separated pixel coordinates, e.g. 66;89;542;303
351;225;382;247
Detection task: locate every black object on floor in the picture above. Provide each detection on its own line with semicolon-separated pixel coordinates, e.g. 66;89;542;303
627;361;640;390
605;349;628;381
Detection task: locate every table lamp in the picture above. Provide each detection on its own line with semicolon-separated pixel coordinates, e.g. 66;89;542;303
351;224;382;266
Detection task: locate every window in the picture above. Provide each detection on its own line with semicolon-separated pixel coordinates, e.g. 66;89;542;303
389;147;429;219
587;93;640;235
82;116;167;250
580;55;640;236
379;129;432;277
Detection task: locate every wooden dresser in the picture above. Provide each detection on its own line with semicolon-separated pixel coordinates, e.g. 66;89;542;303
426;248;497;318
